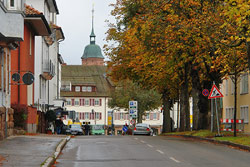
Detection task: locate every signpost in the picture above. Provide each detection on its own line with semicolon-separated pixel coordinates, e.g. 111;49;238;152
129;101;138;124
206;83;224;136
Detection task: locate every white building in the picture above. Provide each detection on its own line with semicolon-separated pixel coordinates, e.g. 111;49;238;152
25;0;64;112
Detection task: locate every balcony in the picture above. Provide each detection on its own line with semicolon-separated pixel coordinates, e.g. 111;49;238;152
0;0;25;42
42;59;55;80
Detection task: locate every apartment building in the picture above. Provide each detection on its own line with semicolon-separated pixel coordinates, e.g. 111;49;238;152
222;72;250;132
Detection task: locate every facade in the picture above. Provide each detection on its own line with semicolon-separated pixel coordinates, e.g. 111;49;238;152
0;0;25;139
11;4;51;133
222;72;250;133
25;0;64;131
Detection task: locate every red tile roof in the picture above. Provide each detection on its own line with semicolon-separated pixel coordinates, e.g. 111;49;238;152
51;23;61;29
25;4;42;15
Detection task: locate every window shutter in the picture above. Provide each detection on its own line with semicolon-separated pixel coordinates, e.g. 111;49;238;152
83;99;85;106
100;113;102;120
80;99;82;106
118;113;121;120
83;112;85;120
150;113;153;120
157;113;160;120
90;99;92;106
114;113;118;120
71;99;75;106
99;99;102;106
93;99;95;106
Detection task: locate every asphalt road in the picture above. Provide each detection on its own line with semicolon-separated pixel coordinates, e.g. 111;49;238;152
56;135;250;167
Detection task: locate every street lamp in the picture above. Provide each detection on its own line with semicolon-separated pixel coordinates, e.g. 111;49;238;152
92;109;96;125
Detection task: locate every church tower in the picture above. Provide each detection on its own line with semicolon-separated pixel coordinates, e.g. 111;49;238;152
81;6;104;66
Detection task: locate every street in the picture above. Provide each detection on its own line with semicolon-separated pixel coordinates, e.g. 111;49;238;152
55;135;250;167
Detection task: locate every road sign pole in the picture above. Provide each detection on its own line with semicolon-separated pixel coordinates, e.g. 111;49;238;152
211;98;213;132
215;98;221;136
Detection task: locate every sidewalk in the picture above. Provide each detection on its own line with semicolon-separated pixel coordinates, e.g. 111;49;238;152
0;134;65;167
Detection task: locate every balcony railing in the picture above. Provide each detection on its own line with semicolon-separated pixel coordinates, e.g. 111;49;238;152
42;59;55;80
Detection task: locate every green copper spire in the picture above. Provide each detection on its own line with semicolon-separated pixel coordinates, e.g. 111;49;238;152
81;4;104;60
90;4;96;44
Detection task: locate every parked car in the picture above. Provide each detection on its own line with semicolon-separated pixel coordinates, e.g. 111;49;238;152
132;123;153;136
66;124;83;135
90;125;105;135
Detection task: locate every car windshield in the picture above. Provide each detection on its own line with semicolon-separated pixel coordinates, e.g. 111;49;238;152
92;125;104;130
71;125;81;129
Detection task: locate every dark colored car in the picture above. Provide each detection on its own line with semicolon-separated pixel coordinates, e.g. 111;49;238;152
66;124;83;135
132;123;153;136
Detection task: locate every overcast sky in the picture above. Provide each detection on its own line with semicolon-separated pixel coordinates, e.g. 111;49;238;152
57;0;116;65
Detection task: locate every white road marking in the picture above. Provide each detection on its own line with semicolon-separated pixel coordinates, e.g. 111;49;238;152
147;144;153;148
140;140;146;143
134;138;138;140
156;150;164;154
170;157;180;163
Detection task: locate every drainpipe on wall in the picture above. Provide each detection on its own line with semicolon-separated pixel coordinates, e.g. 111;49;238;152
18;42;20;104
0;47;4;107
4;48;8;137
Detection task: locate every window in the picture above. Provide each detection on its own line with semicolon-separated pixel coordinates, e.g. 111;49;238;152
153;113;157;120
225;79;228;96
240;73;248;94
75;86;80;92
87;86;92;92
66;100;71;106
95;112;102;120
85;113;89;120
120;113;124;120
85;99;89;106
231;80;234;95
82;86;87;92
75;99;79;106
10;0;15;7
146;113;150;120
240;106;249;123
94;99;99;106
225;107;234;119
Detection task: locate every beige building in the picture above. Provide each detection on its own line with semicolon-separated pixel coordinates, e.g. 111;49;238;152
222;72;250;132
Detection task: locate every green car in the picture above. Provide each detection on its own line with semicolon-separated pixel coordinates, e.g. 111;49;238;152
90;125;105;135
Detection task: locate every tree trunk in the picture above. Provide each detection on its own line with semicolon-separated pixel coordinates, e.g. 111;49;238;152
246;42;250;70
162;91;171;133
191;68;201;130
234;75;237;137
137;110;142;123
180;86;185;131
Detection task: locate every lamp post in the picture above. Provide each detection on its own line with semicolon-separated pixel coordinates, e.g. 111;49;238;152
92;109;96;125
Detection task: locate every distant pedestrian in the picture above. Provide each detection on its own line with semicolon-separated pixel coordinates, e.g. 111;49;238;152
85;123;90;135
55;117;62;134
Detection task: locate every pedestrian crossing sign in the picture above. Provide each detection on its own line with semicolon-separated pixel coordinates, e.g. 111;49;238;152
208;84;223;99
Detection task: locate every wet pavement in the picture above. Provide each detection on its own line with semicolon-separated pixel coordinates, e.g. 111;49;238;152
56;135;250;167
0;135;65;167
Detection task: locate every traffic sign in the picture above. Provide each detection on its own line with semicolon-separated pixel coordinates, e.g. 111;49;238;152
122;126;128;132
202;89;209;96
208;84;223;99
130;119;135;125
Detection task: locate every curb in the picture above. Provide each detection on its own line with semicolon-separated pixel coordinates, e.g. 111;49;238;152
41;136;71;167
165;134;250;152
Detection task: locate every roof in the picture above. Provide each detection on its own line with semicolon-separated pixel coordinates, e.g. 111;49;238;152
24;5;51;36
81;44;104;59
61;65;114;97
25;4;42;15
